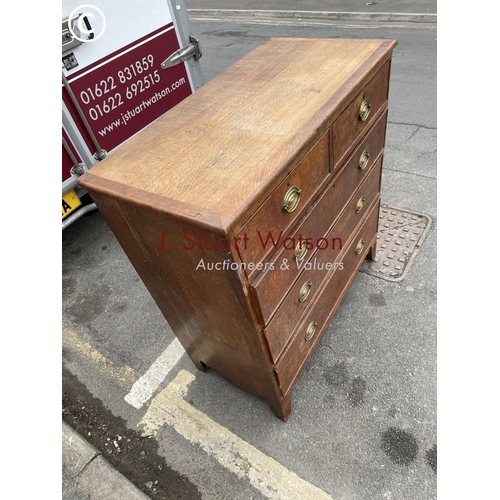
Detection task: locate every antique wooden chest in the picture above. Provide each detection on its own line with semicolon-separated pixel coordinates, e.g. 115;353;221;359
79;37;397;420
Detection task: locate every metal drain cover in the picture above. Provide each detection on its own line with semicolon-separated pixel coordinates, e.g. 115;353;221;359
359;204;432;282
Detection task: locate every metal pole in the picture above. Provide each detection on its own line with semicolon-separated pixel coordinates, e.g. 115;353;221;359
62;135;86;175
62;70;107;161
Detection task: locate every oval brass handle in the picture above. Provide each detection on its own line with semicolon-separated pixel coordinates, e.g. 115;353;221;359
356;239;365;255
283;186;302;213
298;281;313;302
294;240;308;262
358;150;370;170
359;99;371;122
356;197;366;213
305;321;317;341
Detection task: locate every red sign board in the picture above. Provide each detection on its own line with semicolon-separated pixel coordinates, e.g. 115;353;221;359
63;24;192;154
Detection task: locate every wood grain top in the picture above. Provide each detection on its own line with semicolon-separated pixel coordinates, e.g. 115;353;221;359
80;38;397;231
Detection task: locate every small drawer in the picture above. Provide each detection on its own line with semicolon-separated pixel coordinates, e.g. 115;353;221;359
273;202;380;395
332;61;390;171
236;131;330;280
262;160;382;362
250;112;386;326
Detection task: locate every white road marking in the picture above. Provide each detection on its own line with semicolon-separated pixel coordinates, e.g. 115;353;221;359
124;338;185;409
139;369;335;500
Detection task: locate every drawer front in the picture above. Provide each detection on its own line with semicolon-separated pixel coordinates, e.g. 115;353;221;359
236;131;330;279
332;61;390;171
263;162;382;362
250;111;386;324
273;202;380;395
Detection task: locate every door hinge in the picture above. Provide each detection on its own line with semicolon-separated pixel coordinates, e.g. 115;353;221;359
62;14;93;53
161;35;202;69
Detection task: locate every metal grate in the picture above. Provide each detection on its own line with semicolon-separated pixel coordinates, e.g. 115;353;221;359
359;204;432;282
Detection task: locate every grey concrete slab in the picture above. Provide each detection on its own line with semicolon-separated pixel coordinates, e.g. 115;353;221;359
63;468;91;500
62;421;99;478
62;422;150;500
186;0;437;15
188;9;436;23
385;124;437;180
381;167;437;219
78;456;150;500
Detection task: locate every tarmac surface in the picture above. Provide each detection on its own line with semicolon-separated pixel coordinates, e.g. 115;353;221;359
63;5;437;500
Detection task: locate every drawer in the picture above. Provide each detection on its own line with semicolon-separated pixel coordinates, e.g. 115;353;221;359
263;161;382;362
273;202;380;395
332;61;390;171
236;131;330;280
250;112;387;325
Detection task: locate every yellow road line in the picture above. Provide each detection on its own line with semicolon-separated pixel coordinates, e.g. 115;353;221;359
62;326;135;386
63;327;335;499
140;369;335;500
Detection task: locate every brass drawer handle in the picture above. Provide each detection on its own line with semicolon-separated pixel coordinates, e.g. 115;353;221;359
356;197;366;213
294;240;308;262
356;239;365;255
305;321;317;341
359;99;371;122
298;281;313;302
283;186;302;213
358;150;370;170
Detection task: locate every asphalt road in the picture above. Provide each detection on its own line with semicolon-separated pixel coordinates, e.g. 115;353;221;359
63;15;436;500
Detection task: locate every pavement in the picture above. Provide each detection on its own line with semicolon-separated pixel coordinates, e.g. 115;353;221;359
185;0;437;23
63;2;437;499
185;0;437;14
62;421;150;500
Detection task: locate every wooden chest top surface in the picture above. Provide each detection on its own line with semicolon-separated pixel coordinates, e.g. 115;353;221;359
81;38;396;230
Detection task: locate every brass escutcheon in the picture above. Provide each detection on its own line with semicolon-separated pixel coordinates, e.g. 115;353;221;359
356;197;366;213
294;240;308;262
305;321;317;341
298;281;313;302
282;186;302;213
358;150;370;170
359;99;371;121
356;239;365;255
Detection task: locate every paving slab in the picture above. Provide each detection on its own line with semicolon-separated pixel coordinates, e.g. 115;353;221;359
186;0;437;15
62;421;150;500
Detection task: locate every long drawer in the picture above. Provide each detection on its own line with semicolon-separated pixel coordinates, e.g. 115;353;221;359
273;201;380;395
236;131;330;280
250;111;387;325
263;159;382;362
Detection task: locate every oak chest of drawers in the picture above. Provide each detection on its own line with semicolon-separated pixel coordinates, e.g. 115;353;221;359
80;38;397;420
